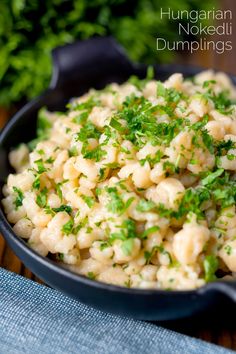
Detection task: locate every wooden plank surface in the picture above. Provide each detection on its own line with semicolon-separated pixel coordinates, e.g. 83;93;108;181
0;1;236;346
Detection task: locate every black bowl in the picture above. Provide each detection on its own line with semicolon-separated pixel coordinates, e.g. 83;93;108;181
1;37;236;321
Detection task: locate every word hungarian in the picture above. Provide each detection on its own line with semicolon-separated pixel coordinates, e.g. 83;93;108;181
160;8;232;23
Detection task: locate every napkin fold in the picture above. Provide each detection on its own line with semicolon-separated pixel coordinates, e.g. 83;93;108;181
0;267;233;354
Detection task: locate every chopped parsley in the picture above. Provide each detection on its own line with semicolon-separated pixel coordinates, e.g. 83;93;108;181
203;80;216;88
87;272;96;280
121;238;134;256
110;219;136;241
34;159;47;174
52;205;72;214
106;187;125;214
203;255;219;282
99;241;111;251
110;117;125;132
224;245;232;256
106;187;135;215
67;96;100;112
82;195;95;208
76;122;101;143
128;65;155;90
61;219;74;235
55;180;68;201
83;146;106;162
72;111;89;125
144;244;172;265
68;146;78;157
32;176;41;190
201;168;224;186
216;139;235;156
141;226;160;239
56;253;64;262
36;188;48;208
13;187;24;209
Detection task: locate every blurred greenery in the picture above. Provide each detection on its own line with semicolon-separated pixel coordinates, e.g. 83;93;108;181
0;0;216;107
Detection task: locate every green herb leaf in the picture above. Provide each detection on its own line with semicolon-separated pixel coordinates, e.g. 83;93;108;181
76;122;101;142
36;187;48;208
141;225;160;239
201;169;224;186
106;187;125;214
83;146;107;162
13;187;24;209
34;159;47;174
136;199;156;212
61;219;74;235
56;253;64;261
52;205;72;214
82;195;95;208
32;176;41;190
121;238;134;256
55;180;68;201
110;117;125;132
87;272;96;280
156;81;166;97
224;245;232;255
203;255;219;282
68;146;78;157
72;111;89;125
203;80;216;88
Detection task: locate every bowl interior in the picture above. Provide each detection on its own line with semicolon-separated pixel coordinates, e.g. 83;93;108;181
1;64;236;319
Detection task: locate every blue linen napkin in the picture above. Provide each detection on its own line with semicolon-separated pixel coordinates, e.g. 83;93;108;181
0;267;233;354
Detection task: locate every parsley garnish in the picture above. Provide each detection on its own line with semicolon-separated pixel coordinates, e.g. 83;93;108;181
13;187;24;209
106;187;125;214
141;226;160;239
36;187;48;208
106;187;134;215
52;205;72;214
68;146;78;157
121;238;134;256
110;219;136;241
83;146;106;162
203;80;216;88
34;159;47;174
61;219;74;235
216;139;235;156
55;180;68;201
110;117;125;132
136;199;156;212
32;176;41;190
56;253;64;262
82;195;95;208
201;169;224;186
224;245;232;255
144;244;172;264
203;255;219;282
87;272;96;280
76;122;101;142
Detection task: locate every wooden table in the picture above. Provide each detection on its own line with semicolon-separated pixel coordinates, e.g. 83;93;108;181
1;2;236;346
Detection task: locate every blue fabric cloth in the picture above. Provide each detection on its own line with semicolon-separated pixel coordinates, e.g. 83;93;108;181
0;267;233;354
